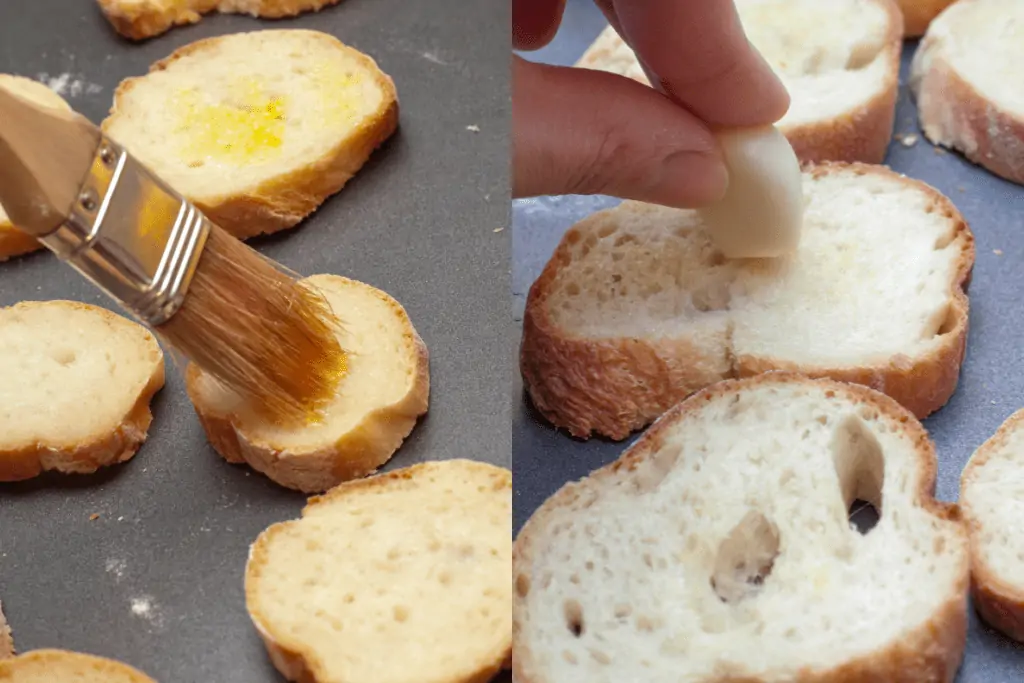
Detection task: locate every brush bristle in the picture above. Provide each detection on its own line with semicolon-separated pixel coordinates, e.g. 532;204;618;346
157;227;347;425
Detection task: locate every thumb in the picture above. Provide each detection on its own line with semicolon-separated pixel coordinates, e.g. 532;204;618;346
513;56;728;208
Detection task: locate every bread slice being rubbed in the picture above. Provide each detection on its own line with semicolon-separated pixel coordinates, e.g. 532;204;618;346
245;459;512;683
102;30;397;239
513;374;969;683
577;0;902;164
0;650;158;682
97;0;342;41
0;301;165;481
187;274;429;493
0;75;72;261
521;163;974;440
910;0;1024;185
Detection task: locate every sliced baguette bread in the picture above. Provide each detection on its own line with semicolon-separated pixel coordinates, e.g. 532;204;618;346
910;0;1024;185
576;0;902;164
0;301;165;481
102;30;398;239
959;409;1024;641
521;162;974;440
245;459;512;683
0;601;12;659
0;75;72;261
513;373;969;683
97;0;341;41
0;650;157;682
896;0;957;36
186;274;429;493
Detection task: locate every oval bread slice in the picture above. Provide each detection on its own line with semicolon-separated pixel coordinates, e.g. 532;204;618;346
521;162;974;440
576;0;902;164
245;459;512;683
0;75;72;261
186;274;429;493
910;0;1024;185
97;0;343;41
0;650;158;682
102;30;398;239
0;301;165;481
513;373;969;683
895;0;956;36
959;410;1024;642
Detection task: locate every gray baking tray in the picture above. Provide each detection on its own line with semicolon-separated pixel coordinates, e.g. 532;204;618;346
0;1;512;681
513;2;1024;680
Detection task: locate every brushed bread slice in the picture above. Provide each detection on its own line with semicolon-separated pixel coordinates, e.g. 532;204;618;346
521;162;974;440
959;410;1024;641
97;0;341;40
102;30;398;239
0;650;157;682
186;274;429;493
896;0;956;36
245;459;512;683
910;0;1024;185
0;75;72;261
0;301;165;481
0;601;12;659
513;374;969;683
576;0;902;164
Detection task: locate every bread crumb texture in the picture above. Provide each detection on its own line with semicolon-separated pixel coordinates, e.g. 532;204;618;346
246;459;512;683
0;649;158;682
513;374;969;683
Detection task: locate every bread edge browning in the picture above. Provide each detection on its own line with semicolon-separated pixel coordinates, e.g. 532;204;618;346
0;227;43;262
0;649;159;681
185;276;430;493
244;460;512;683
0;600;13;659
0;301;166;482
896;0;957;37
519;162;975;440
512;373;969;683
101;30;399;239
960;409;1024;642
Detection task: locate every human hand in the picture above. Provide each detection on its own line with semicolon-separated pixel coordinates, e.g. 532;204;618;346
513;0;791;208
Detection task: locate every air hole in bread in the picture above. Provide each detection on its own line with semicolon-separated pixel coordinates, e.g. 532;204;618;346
933;227;955;250
936;304;958;336
564;599;585;637
52;348;77;366
831;415;884;534
632;442;682;493
845;36;886;70
710;511;780;603
596;223;616;239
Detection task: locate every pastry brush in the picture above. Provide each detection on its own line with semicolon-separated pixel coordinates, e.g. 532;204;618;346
0;84;346;425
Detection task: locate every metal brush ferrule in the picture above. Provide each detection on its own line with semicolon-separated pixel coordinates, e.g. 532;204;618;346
38;135;210;327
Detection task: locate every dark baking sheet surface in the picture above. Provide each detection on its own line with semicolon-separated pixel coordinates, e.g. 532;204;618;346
0;1;512;681
513;3;1024;681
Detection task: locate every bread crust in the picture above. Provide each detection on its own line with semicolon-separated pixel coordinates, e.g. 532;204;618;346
0;600;13;659
959;409;1024;642
0;301;166;482
895;0;956;37
910;9;1024;185
0;649;158;681
102;30;399;240
520;162;975;440
96;0;342;41
186;276;429;493
245;460;512;683
513;373;970;683
0;227;43;262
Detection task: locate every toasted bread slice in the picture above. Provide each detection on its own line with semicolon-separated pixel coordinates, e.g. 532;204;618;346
959;410;1024;641
187;274;429;493
521;162;974;440
910;0;1024;185
896;0;956;36
0;76;72;261
0;301;165;481
245;459;512;683
0;650;157;682
576;0;902;164
0;601;12;659
513;374;969;683
97;0;342;40
102;30;398;239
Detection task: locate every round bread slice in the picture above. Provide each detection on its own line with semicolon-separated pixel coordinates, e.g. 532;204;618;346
896;0;956;36
0;650;157;682
910;0;1024;185
102;30;398;239
97;0;343;41
0;301;165;481
575;0;902;164
959;409;1024;641
186;274;429;493
245;459;512;683
521;162;974;440
0;75;72;261
513;373;969;683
